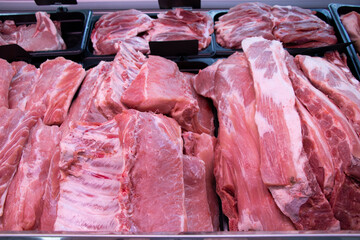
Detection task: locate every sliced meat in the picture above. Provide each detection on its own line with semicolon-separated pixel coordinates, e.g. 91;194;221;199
271;6;337;48
296;54;360;139
183;132;219;231
91;9;153;55
193;52;294;231
0;107;38;217
2;119;61;230
183;155;212;231
25;57;85;125
215;2;274;49
242;37;339;230
116;110;187;232
147;8;213;50
296;101;335;198
0;58;15;108
95;42;146;120
8;61;39;110
341;11;360;53
286;51;360;229
121;55;200;133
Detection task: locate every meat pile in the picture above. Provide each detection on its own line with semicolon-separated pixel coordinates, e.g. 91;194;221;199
0;42;219;232
215;3;337;49
0;12;66;51
194;36;360;231
91;8;213;55
341;11;360;56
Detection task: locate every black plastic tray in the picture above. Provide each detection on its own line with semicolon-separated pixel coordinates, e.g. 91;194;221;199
85;11;215;59
210;9;336;56
0;9;92;58
329;3;360;80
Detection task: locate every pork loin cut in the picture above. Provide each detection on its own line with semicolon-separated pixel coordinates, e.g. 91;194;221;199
121;55;203;133
25;57;85;125
2;119;61;230
183;132;219;231
242;37;339;230
8;61;39;111
341;11;360;53
91;9;152;55
117;110;187;232
193;52;294;231
147;8;213;50
271;6;337;48
0;107;38;217
0;58;15;108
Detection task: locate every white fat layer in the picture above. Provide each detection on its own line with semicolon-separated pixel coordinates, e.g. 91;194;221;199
243;37;304;171
238;209;263;231
255;112;274;137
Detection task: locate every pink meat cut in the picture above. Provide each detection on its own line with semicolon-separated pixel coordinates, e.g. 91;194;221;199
116;110;186;232
286;51;360;229
91;9;152;55
271;6;337;48
8;61;39;110
95;42;146;120
2;119;61;230
0;107;38;217
296;101;335;198
182;155;213;231
296;54;360;140
0;58;15;108
25;57;85;125
242;37;339;230
341;11;360;52
183;132;219;230
121;55;203;133
193;52;294;231
0;12;66;51
146;8;213;50
215;2;274;49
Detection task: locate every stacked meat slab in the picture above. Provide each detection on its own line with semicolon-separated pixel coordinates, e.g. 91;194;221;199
194;36;360;230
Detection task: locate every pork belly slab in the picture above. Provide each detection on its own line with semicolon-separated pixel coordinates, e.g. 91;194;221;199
193;52;294;231
0;58;15;108
45;110;187;232
0;107;38;217
242;37;339;230
2;120;61;230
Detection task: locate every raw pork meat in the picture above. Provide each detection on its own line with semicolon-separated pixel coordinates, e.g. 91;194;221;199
193;52;294;231
0;12;66;51
242;37;339;230
95;42;146;119
91;9;152;55
286;52;360;229
183;132;219;230
0;107;38;217
2;119;61;230
296;54;360;138
121;55;203;133
296;101;335;198
341;11;360;53
0;58;15;108
146;8;213;50
182;155;213;231
25;57;85;125
60;61;111;136
117;110;186;232
8;61;39;110
215;2;274;49
271;6;337;48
